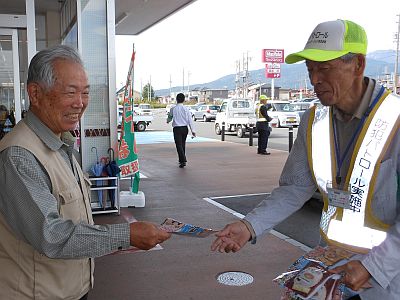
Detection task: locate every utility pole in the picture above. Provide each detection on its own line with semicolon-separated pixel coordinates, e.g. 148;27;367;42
140;79;143;100
169;75;172;103
241;52;250;98
182;67;185;93
187;71;191;98
394;14;400;94
148;76;151;101
235;59;241;97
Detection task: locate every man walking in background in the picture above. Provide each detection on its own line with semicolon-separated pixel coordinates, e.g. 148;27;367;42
167;93;196;168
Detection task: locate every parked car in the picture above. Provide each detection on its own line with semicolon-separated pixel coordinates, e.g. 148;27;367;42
185;105;199;117
267;100;301;128
193;104;220;122
292;99;322;118
118;105;153;131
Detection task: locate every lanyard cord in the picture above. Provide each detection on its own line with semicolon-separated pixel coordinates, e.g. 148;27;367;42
332;86;385;185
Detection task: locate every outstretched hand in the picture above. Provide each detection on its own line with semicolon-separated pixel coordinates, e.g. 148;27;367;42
211;221;251;253
130;221;171;250
331;260;371;291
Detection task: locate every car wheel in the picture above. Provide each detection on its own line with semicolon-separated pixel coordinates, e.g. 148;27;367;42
236;126;244;138
203;115;207;122
136;121;146;132
215;124;221;135
192;114;196;121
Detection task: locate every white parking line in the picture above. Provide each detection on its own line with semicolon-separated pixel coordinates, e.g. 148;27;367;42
203;196;312;252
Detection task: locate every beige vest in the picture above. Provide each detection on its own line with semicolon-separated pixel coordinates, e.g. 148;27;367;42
0;121;94;300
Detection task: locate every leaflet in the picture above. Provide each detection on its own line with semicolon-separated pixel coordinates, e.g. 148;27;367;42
273;245;367;300
160;218;218;237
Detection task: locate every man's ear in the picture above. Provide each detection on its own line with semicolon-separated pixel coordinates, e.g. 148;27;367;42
354;54;366;76
27;83;43;107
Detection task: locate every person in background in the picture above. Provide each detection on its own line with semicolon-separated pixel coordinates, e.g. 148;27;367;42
0;45;171;300
255;95;272;155
211;19;399;300
167;93;196;168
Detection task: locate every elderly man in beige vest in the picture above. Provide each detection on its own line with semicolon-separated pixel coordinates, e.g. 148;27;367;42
0;45;171;300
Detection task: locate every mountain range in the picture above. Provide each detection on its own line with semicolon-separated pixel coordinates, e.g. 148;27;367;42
155;50;398;96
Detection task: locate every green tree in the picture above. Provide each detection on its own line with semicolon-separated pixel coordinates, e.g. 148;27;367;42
142;83;155;101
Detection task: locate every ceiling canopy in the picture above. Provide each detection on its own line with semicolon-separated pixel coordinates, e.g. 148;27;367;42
0;0;197;35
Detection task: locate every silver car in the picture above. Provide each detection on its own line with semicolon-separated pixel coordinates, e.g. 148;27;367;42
193;104;220;122
267;101;301;128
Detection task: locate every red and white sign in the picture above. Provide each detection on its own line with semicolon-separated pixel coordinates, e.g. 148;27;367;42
262;49;284;63
265;64;281;78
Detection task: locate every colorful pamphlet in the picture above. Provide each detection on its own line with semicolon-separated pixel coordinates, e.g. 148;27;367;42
160;218;217;237
274;245;364;300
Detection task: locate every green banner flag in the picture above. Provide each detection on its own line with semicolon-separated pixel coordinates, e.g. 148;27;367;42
118;47;140;193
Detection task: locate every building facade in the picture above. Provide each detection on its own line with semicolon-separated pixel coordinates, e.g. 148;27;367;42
0;0;195;171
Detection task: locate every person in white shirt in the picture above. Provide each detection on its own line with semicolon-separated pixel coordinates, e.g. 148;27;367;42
167;93;196;168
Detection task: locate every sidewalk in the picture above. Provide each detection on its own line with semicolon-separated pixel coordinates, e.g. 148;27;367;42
90;140;306;300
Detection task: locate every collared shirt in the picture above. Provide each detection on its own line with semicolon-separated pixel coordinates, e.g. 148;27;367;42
244;78;400;299
0;111;130;259
169;103;195;133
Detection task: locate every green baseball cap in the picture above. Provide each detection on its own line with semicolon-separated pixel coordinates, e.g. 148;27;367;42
285;19;367;64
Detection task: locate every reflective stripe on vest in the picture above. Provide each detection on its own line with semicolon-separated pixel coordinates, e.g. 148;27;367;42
256;104;267;121
308;92;399;252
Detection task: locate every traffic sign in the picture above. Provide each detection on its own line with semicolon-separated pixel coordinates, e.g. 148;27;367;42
262;49;284;63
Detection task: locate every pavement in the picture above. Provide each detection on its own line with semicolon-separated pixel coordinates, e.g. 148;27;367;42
90;135;308;300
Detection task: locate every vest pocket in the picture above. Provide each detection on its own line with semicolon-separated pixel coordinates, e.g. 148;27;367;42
58;187;82;223
34;251;88;300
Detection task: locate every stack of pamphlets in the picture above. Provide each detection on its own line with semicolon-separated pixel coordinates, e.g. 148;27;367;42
160;218;217;237
273;245;361;300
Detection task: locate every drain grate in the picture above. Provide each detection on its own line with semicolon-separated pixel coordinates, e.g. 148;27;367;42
216;271;254;286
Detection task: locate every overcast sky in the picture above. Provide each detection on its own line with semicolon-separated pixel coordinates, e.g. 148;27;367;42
115;0;400;91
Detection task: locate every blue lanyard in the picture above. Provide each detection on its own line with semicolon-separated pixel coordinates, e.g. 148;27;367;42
332;86;385;185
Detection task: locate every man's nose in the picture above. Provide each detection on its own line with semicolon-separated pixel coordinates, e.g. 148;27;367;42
72;93;86;108
309;72;320;86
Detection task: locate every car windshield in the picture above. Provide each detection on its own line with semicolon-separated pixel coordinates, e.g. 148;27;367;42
274;103;296;112
208;105;219;110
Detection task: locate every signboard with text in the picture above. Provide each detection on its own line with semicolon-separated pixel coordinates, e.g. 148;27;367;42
265;63;281;78
262;49;284;63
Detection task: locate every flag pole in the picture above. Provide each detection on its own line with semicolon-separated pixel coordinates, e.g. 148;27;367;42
118;43;145;207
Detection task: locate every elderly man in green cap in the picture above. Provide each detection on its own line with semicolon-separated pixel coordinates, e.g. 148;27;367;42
211;19;400;300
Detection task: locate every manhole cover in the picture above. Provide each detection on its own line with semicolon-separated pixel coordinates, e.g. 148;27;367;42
216;271;254;286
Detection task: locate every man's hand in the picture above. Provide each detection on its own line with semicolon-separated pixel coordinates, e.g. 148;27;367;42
129;221;171;250
331;260;371;291
211;221;251;253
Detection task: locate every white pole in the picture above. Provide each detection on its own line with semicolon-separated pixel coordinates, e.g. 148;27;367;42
271;78;275;100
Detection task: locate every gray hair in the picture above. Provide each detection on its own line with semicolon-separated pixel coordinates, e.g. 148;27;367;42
340;52;359;63
27;45;84;89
